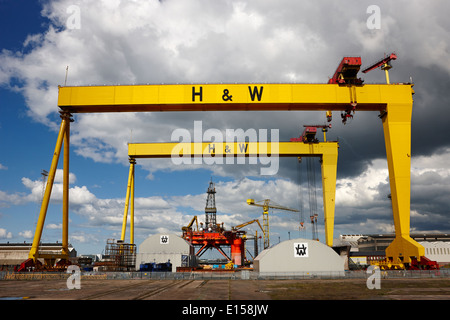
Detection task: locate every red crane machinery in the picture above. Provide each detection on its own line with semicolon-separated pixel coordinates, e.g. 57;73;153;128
362;52;397;84
290;124;332;143
327;57;364;124
328;57;364;85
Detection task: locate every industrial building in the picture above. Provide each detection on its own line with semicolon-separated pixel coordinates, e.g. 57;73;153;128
0;242;76;269
136;233;196;272
254;238;345;274
338;234;450;268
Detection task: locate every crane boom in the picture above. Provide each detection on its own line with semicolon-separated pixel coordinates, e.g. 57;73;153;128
182;215;198;232
246;199;299;212
362;53;398;84
232;219;264;233
247;199;299;249
362;53;397;73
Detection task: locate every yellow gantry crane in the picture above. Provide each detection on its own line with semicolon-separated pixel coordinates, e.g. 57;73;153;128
25;55;424;270
246;199;299;249
126;140;338;249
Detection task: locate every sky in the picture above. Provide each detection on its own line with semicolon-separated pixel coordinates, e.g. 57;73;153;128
0;0;449;256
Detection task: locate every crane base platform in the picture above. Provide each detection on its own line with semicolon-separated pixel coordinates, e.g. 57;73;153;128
385;235;425;265
370;256;439;271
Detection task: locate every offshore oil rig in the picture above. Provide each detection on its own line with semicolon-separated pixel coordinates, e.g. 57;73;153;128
181;180;248;268
180;178;305;269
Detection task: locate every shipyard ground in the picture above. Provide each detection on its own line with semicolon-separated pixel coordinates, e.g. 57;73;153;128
1;278;449;300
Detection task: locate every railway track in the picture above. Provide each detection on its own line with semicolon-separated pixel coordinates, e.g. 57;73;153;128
132;280;190;300
80;280;196;300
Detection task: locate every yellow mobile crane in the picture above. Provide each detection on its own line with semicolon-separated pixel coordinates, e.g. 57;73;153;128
246;199;299;249
232;219;264;233
232;219;264;261
181;215;199;233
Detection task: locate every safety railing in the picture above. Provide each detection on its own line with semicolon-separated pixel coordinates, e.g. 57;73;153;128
1;269;449;281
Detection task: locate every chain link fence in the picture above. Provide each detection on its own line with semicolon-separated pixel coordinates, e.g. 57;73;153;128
1;269;449;281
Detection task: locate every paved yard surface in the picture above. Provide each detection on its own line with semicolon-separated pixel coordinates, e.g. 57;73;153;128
0;278;449;300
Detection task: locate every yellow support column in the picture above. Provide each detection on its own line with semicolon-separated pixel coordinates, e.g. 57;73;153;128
321;146;338;247
382;102;424;263
61;113;72;258
121;158;135;242
29;113;71;260
130;158;135;245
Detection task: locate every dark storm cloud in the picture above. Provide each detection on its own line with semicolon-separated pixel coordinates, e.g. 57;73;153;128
1;0;450;237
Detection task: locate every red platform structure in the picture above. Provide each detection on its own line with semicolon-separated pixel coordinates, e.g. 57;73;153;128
181;180;246;266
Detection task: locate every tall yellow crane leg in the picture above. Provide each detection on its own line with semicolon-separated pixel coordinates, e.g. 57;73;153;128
29;112;73;263
321;150;338;246
62;113;70;257
121;158;135;244
382;102;424;263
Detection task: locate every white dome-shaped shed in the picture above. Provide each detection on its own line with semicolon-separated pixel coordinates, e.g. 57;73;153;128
254;238;345;275
136;233;195;272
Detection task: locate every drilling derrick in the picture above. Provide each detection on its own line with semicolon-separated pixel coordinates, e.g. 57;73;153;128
205;180;217;231
181;180;247;267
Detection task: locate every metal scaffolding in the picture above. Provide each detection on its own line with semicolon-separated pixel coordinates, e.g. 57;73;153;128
100;239;136;271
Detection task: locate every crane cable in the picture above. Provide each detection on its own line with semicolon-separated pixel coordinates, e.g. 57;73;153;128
296;158;305;238
306;157;319;241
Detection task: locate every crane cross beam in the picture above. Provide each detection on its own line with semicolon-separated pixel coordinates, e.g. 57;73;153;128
57;83;412;113
128;141;338;159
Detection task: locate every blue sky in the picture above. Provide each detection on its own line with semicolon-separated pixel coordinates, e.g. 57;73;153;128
1;0;450;257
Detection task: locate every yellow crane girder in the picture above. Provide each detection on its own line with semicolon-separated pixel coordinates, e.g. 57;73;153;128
57;83;410;113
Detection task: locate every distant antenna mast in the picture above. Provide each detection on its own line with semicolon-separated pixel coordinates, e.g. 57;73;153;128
64;66;69;86
34;170;48;228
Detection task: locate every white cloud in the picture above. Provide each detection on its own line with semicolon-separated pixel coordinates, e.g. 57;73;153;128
0;190;26;206
20;169;88;204
336;158;389;207
0;228;13;239
19;230;34;239
411;147;450;178
47;223;62;230
70;232;100;244
1;0;449;180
